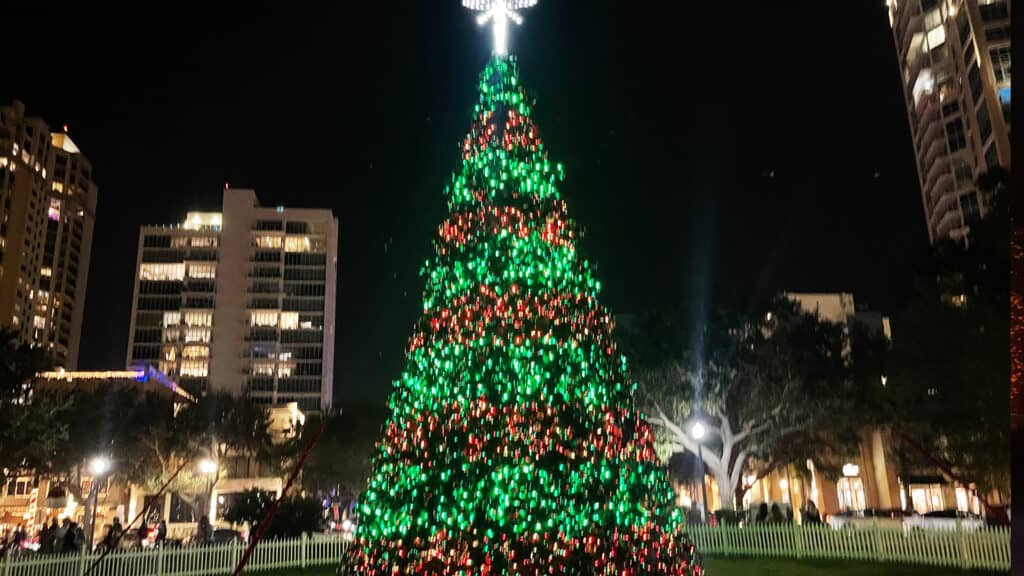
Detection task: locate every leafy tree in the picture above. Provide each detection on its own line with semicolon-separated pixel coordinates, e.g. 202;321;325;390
299;403;386;499
224;488;323;539
631;298;879;509
888;168;1010;495
0;328;62;485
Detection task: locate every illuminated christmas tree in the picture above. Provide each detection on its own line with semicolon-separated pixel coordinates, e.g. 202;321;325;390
350;4;702;575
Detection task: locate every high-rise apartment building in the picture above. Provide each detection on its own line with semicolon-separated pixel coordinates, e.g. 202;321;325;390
0;101;96;367
126;188;337;413
888;0;1011;245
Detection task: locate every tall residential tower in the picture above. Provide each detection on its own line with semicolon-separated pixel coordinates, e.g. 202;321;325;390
888;0;1011;244
126;188;337;413
0;101;96;367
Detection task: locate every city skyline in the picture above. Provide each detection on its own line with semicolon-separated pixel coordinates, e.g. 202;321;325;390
5;2;934;403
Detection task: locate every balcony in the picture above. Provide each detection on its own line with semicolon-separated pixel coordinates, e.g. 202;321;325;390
922;152;950;192
921;137;947;178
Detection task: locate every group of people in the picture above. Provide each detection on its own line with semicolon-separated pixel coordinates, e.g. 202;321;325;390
37;518;86;553
752;500;823;525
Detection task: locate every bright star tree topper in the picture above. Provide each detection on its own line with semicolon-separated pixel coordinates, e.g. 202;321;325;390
463;0;538;55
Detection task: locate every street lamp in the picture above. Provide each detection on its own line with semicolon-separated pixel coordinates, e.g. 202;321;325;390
87;456;112;551
690;421;710;524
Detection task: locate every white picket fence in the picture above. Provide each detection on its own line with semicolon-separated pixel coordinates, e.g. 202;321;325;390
688;524;1011;572
3;526;1010;574
1;534;349;576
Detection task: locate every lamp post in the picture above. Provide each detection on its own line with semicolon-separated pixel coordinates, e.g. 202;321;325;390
86;456;111;551
690;421;710;524
198;458;218;522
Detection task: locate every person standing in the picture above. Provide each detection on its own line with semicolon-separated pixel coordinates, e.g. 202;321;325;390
157;520;168;546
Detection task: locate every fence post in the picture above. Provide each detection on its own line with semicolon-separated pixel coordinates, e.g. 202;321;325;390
77;545;87;576
872;517;884;562
2;548;10;576
157;543;165;576
793;523;803;559
721;525;731;557
301;533;308;569
957;519;969;569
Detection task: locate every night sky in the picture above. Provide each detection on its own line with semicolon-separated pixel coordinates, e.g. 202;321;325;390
4;1;928;404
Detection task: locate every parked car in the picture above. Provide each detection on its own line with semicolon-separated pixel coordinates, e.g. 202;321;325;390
903;509;985;532
827;508;909;530
211;528;244;544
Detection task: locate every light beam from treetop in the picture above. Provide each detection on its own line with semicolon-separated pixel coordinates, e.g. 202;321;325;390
462;0;538;55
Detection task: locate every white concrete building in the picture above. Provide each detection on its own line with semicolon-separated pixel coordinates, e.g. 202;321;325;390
126;188;337;413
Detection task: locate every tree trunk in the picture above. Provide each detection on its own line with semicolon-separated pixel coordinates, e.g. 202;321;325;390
712;468;735;511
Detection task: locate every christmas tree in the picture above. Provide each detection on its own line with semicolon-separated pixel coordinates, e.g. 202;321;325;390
350;34;702;576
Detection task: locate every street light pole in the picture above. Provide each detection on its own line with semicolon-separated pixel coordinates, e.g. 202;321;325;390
86;456;111;551
690;421;709;524
696;442;709;523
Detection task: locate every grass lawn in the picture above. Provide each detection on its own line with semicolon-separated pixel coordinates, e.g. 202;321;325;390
703;557;1005;575
261;558;1006;576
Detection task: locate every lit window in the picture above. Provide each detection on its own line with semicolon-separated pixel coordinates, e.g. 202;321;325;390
278;362;296;378
284;236;310;253
925;24;945;50
140;263;186;281
40;267;52;277
191;236;217;248
280;312;299;330
171;236;190;248
184;327;211;343
183;310;212;327
250;311;279;328
162;327;181;343
255;235;282;249
162;346;177;361
33;316;45;329
48;199;61;221
163;312;181;327
251;362;275;376
52;182;63;193
187;263;216;279
158;360;177;376
180;359;209;377
182;345;209;358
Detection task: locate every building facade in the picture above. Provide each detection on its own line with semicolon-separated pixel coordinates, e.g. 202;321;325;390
126;188;337;413
888;0;1011;245
0;101;96;368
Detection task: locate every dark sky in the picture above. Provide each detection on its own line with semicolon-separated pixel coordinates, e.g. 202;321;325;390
5;1;928;404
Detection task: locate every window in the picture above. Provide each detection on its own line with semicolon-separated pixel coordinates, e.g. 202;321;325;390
140;263;186;281
285;236;311;253
925;24;945;50
910;484;946;513
183;310;212;326
977;103;992;144
286;222;308;234
47;199;61;221
180;359;208;377
250;310;279;327
181;345;209;359
143;235;172;249
184;326;211;343
836;477;866;512
990;46;1011;83
251;361;276;376
945;118;966;151
985;26;1010;42
985;143;999;169
187;262;216;279
280;311;299;330
959;192;981;225
162;311;181;327
979;1;1009;21
941;100;960;117
190;236;217;248
956;8;970;42
255;220;283;231
255;235;282;249
962;38;975;68
967;62;983;103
